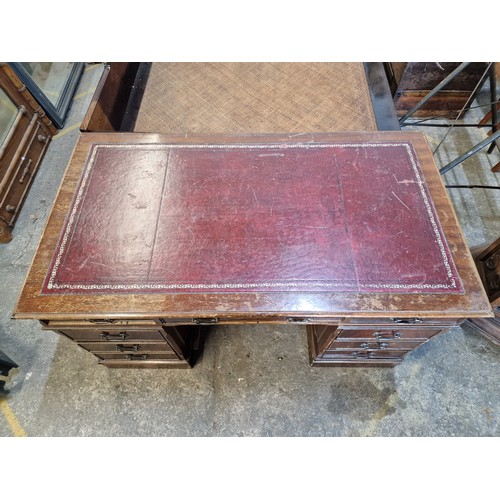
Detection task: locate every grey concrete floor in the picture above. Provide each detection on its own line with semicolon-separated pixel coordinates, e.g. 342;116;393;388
0;63;499;439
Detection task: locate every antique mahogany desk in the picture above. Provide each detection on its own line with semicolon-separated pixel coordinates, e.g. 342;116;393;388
14;132;492;368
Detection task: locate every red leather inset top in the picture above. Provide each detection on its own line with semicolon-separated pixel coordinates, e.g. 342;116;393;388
42;142;463;294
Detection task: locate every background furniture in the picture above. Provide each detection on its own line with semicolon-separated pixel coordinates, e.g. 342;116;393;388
0;63;57;243
80;62;142;132
466;238;500;345
385;62;490;119
0;348;18;394
9;62;84;129
392;62;500;181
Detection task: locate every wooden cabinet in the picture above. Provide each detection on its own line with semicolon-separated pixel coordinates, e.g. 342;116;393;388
308;322;454;367
0;63;57;242
80;62;144;132
41;319;204;368
471;238;500;303
466;238;500;346
385;62;489;119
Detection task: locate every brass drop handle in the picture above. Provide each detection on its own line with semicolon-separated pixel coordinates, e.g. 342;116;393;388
287;317;311;323
391;317;422;324
352;352;374;359
100;331;129;341
192;317;218;325
127;354;149;360
115;344;140;352
374;330;401;339
360;341;388;349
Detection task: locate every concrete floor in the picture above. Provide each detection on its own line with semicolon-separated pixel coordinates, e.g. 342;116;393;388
0;63;499;438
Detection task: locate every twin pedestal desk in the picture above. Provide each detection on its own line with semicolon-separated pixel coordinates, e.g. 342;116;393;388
14;132;492;368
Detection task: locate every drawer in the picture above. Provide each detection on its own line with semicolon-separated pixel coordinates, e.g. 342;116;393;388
320;349;408;361
53;328;166;342
160;316;344;325
42;319;159;328
335;327;443;340
342;317;461;327
78;341;176;354
95;352;180;361
284;316;344;325
329;339;424;350
98;357;192;368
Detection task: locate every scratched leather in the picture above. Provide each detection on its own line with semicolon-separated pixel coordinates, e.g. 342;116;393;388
43;143;463;294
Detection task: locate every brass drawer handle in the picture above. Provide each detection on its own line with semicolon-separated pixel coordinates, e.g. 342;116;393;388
374;330;401;339
192;318;218;325
126;354;149;361
352;352;374;359
115;344;140;352
391;317;422;324
100;331;129;341
287;317;311;323
360;341;388;349
89;319;118;325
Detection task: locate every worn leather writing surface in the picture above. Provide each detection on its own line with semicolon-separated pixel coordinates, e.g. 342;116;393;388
42;142;463;294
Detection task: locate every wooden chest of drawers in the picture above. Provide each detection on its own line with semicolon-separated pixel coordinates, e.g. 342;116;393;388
41;319;204;368
308;321;458;367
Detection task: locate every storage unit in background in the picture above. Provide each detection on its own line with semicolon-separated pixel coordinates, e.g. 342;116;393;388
0;63;57;243
385;62;490;118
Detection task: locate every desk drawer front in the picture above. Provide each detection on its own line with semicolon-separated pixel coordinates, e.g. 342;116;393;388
329;339;424;350
42;319;159;329
343;317;461;327
160;316;344;325
78;341;176;354
95;352;180;361
336;327;443;340
54;328;166;342
320;349;408;361
98;358;192;368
